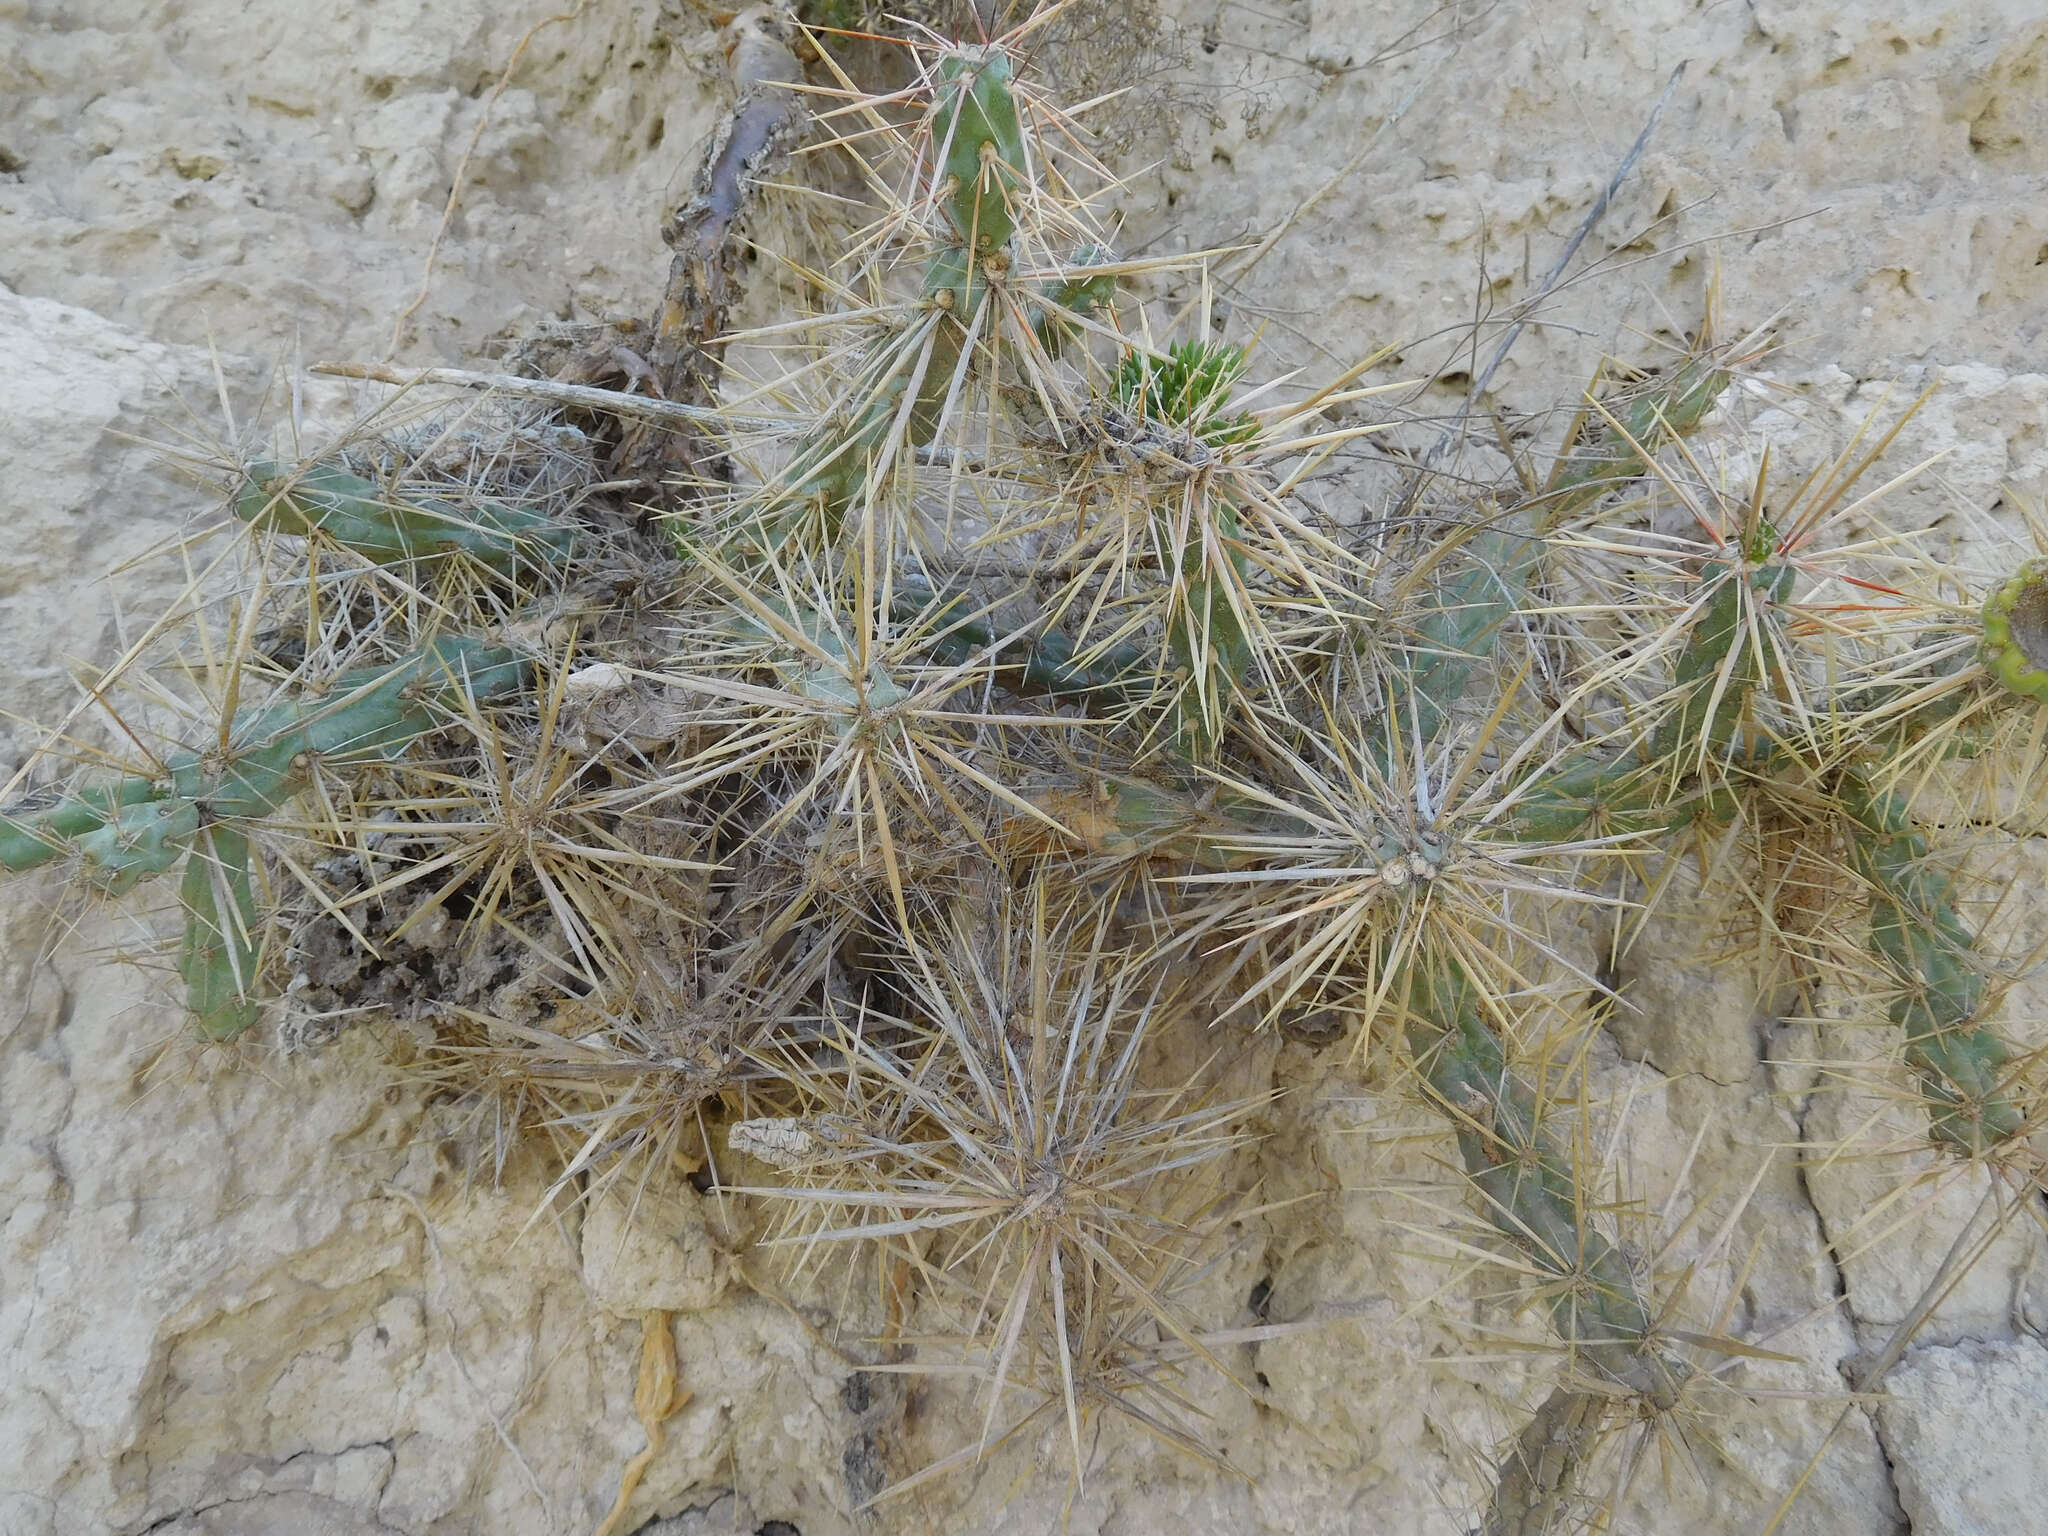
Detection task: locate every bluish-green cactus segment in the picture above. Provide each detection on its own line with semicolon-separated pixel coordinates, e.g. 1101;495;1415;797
1501;749;1674;845
1386;526;1545;762
782;282;973;523
1103;339;1262;745
932;48;1027;254
237;460;577;574
6;640;528;856
1032;245;1116;359
1844;783;2023;1152
148;638;528;824
1167;500;1256;752
3;776;166;874
1495;556;1792;845
1650;558;1796;763
180;638;530;818
178;823;262;1041
1041;244;1117;317
1010;773;1267;872
1407;959;1686;1407
1;639;530;1038
1389;366;1737;768
74;797;203;895
894;584;1146;703
763;52;1124;545
1547;364;1729;513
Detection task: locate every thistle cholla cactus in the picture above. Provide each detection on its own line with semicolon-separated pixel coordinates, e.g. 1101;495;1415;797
5;22;2048;1531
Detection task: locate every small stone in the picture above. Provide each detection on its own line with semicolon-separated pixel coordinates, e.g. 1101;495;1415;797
324;162;375;215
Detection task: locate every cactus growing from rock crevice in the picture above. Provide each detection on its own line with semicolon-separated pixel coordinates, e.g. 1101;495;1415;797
9;25;2048;1534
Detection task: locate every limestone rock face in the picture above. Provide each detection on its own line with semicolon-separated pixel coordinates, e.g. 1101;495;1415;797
0;286;222;771
4;1;2048;1533
1882;1339;2048;1536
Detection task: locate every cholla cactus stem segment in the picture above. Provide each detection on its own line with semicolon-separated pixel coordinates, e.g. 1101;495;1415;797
1;638;531;1039
894;583;1147;703
931;48;1028;255
1843;781;2024;1153
1407;960;1687;1407
237;459;578;574
2;776;168;875
1545;364;1729;513
179;823;263;1041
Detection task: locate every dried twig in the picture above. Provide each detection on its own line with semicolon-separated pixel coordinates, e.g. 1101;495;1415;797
309;361;794;429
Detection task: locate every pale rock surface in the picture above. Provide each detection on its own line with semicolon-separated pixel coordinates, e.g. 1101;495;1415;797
582;1181;727;1317
5;0;2048;1533
1881;1338;2048;1536
0;285;228;771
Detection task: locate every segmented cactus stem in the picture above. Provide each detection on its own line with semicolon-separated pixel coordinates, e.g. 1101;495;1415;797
1484;1385;1607;1536
1648;557;1796;763
179;823;262;1041
1408;960;1687;1407
238;460;577;574
1;638;530;1038
1390;524;1545;758
1031;245;1116;359
1546;363;1729;515
931;47;1027;255
1843;782;2024;1153
1390;365;1736;763
3;777;166;875
1503;556;1793;844
896;584;1147;704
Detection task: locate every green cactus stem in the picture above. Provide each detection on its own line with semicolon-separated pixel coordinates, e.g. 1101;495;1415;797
1388;366;1737;764
237;460;578;574
766;46;1053;534
1499;748;1680;846
1980;558;2048;706
1649;556;1796;764
1164;499;1256;750
1484;1386;1608;1536
1546;363;1729;514
179;823;262;1041
1031;245;1117;359
3;776;167;875
1407;959;1687;1407
1;638;531;1040
176;637;532;817
73;797;203;896
1499;554;1793;845
894;584;1148;704
931;47;1027;255
1106;340;1261;745
1385;523;1547;762
1009;773;1262;871
1843;782;2024;1153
